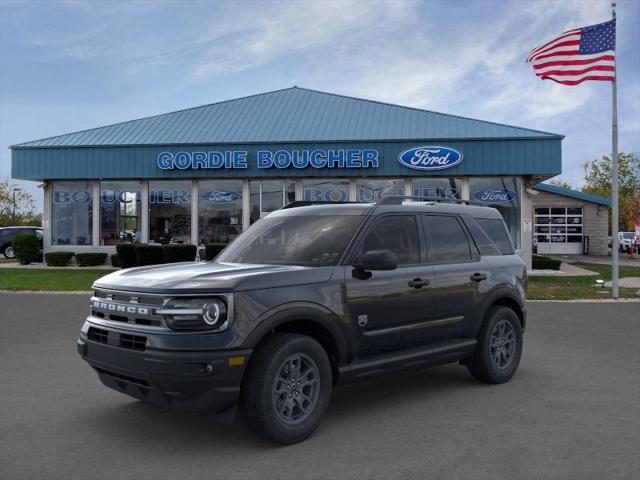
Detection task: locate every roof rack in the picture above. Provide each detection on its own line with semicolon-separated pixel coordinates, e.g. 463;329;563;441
281;200;364;209
376;195;479;206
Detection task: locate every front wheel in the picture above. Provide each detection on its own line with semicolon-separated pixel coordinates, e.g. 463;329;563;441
467;306;523;384
240;333;332;444
3;245;15;259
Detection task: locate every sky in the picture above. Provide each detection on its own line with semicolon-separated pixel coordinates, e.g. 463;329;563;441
1;0;639;211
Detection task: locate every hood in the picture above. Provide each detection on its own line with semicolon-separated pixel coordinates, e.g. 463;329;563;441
93;261;335;294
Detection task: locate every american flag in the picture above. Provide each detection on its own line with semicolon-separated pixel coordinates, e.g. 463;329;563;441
526;19;616;85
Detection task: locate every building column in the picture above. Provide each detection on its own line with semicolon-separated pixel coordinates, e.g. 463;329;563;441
191;180;199;244
140;180;149;243
43;182;52;252
295;179;303;200
92;181;100;247
405;178;412;196
461;178;470;201
519;177;533;271
242;179;250;230
349;179;357;201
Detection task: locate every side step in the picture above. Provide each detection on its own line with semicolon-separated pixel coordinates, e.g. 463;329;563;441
337;338;477;383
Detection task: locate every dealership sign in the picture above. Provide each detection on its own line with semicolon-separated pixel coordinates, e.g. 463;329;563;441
398;146;463;171
200;191;240;203
157;149;380;170
473;188;517;203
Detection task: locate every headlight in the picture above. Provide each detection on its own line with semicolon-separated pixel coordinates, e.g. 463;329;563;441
158;298;228;331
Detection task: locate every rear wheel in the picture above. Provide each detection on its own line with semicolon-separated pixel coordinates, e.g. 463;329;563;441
467;306;522;384
3;245;15;259
240;333;332;444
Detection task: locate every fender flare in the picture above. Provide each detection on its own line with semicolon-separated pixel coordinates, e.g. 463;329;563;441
474;286;526;335
242;302;350;366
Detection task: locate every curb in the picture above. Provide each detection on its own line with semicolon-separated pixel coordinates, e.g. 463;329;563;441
0;290;92;295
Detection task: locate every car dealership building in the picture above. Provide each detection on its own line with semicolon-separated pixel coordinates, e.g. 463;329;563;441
10;87;611;268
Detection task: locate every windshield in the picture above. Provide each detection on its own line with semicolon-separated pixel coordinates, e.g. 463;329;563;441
622;232;634;239
216;215;364;266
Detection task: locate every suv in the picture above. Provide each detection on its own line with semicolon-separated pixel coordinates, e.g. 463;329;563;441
78;198;526;444
0;226;43;259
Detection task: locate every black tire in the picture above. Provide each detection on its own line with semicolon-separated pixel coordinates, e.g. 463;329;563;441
467;306;523;384
240;333;332;444
3;244;15;259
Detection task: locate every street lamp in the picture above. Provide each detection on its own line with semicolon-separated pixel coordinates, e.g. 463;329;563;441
12;187;22;224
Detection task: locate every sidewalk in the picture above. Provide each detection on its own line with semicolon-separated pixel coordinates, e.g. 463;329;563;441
0;261;116;270
528;262;599;277
545;254;640;267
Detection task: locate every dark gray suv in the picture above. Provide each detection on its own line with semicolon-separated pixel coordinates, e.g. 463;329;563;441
78;198;526;444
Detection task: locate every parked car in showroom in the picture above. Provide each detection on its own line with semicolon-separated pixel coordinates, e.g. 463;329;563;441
78;197;526;444
0;226;43;259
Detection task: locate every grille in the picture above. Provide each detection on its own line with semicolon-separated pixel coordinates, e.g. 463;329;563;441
87;327;108;344
94;367;149;387
90;289;166;329
119;333;147;351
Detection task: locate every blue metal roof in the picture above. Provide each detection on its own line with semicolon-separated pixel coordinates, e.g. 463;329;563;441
12;87;562;148
533;183;611;206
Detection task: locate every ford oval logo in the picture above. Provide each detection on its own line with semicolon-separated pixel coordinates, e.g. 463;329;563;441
398;146;463;171
200;191;240;203
473;188;517;203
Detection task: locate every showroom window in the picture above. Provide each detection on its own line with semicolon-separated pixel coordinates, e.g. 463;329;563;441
356;179;405;202
469;177;521;248
51;181;93;245
149;181;192;244
250;179;296;224
100;181;141;245
412;177;462;199
303;179;349;202
198;180;243;245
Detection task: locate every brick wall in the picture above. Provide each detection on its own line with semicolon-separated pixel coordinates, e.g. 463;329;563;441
532;190;609;255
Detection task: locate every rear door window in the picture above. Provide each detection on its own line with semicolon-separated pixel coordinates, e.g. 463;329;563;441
422;215;472;263
462;217;501;256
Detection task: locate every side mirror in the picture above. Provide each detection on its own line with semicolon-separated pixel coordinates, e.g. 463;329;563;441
354;249;398;271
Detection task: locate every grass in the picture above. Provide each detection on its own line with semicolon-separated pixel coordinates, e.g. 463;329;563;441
0;268;115;291
528;262;640;300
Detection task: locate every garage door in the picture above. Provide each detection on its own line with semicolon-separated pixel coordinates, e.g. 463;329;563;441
535;207;583;254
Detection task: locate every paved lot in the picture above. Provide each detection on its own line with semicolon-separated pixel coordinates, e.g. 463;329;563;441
1;294;638;480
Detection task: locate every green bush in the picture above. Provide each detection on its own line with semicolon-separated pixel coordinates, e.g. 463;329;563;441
116;244;138;268
532;255;562;270
135;245;164;266
205;243;227;261
163;244;197;263
110;254;121;268
13;234;41;265
75;253;107;267
45;252;75;267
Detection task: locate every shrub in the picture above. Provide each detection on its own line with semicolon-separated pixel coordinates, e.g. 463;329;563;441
75;253;107;267
116;244;138;269
110;254;121;268
13;234;41;265
163;244;197;263
532;255;562;270
135;245;164;266
205;243;227;261
45;251;75;267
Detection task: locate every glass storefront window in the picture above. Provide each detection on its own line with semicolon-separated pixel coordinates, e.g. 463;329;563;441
356;179;405;202
149;181;192;244
51;181;93;245
250;180;295;225
303;179;349;202
412;177;462;199
469;177;521;248
198;180;243;245
100;181;141;245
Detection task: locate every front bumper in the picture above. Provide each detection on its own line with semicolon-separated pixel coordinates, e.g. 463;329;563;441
77;330;251;415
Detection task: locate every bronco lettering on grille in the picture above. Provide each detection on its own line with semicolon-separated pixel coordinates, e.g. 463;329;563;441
91;300;149;315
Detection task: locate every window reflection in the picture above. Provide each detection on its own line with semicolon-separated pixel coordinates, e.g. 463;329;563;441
100;181;141;245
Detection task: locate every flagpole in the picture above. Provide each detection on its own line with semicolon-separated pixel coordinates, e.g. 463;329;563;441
611;1;619;298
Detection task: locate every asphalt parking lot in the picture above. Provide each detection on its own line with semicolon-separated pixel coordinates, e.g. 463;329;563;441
1;294;638;480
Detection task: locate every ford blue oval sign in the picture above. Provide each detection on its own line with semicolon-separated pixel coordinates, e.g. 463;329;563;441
473;188;517;203
398;146;463;171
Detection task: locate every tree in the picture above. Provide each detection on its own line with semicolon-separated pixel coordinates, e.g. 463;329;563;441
0;180;41;227
547;177;573;190
582;153;640;231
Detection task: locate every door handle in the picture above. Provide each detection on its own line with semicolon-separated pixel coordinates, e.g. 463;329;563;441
408;278;430;289
470;272;487;282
